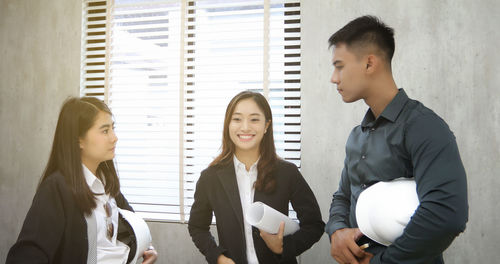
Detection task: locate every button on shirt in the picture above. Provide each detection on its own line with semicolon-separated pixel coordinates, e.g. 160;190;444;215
233;156;259;264
326;89;468;263
83;165;130;264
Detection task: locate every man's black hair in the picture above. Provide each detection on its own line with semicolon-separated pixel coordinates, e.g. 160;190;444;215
329;15;395;63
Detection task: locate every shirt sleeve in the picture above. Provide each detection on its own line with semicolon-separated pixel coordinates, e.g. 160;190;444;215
371;114;469;263
6;176;66;264
325;157;352;238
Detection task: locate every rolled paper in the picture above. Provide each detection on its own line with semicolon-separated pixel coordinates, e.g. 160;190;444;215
118;209;153;264
245;201;300;236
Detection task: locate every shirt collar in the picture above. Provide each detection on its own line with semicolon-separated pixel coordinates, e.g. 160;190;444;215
82;164;105;194
361;88;409;128
233;155;259;172
380;88;409;122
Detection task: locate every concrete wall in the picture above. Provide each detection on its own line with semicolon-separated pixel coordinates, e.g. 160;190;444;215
300;0;500;263
1;0;499;263
0;0;81;262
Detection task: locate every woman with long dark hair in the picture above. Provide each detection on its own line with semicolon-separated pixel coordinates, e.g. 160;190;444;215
188;91;324;264
7;97;157;264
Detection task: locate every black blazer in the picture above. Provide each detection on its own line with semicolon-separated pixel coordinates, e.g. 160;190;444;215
6;171;134;264
188;159;325;264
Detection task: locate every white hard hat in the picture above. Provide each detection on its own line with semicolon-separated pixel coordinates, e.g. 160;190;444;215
355;178;419;246
119;209;153;264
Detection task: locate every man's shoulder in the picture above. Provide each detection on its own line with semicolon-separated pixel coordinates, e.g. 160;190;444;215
402;98;447;126
402;98;455;146
348;124;363;134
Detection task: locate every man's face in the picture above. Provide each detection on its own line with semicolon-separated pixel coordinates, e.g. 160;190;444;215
330;44;368;103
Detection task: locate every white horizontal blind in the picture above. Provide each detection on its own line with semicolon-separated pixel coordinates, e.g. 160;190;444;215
183;0;301;221
108;0;184;220
81;0;301;222
81;0;109;99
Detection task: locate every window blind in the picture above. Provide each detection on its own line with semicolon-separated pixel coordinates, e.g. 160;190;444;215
81;0;301;222
81;0;109;99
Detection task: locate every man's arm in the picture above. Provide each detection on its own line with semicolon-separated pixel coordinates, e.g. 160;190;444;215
327;159;368;264
371;114;468;263
326;126;363;237
325;159;352;237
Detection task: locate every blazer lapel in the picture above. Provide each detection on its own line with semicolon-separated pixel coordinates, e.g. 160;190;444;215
217;162;245;230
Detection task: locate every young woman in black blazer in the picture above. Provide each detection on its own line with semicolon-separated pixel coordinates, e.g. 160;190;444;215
7;97;157;264
188;91;324;264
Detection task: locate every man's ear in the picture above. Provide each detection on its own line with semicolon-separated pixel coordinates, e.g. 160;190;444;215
365;54;377;74
79;138;84;149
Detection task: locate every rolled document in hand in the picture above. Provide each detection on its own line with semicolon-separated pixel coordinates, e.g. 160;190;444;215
245;201;300;236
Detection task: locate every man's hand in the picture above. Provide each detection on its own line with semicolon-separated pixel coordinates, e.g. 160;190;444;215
330;228;365;264
259;221;285;254
217;254;235;264
359;252;374;264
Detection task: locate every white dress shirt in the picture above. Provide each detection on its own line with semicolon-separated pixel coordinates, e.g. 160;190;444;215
83;164;130;264
233;156;259;264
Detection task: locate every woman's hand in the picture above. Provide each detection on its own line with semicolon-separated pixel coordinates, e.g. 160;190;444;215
217;254;235;264
141;245;158;264
259;221;285;254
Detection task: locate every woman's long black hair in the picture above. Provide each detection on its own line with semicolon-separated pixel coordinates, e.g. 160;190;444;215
40;97;120;215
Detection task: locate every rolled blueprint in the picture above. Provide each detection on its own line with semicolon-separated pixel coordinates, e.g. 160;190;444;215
245;201;300;236
119;209;153;264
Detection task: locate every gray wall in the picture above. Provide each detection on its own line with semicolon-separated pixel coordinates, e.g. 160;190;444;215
0;0;81;261
300;0;500;263
1;0;499;263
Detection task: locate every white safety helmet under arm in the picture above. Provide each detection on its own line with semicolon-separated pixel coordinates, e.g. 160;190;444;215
355;177;419;246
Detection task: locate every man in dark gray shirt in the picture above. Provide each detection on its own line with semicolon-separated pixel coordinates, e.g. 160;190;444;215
325;16;468;264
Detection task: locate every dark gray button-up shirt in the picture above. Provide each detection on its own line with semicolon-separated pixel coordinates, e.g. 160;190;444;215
326;89;468;263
